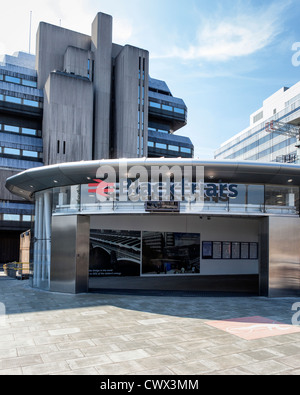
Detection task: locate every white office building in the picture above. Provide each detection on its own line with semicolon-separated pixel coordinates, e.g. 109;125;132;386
214;81;300;163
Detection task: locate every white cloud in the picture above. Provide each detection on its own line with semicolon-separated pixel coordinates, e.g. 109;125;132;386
113;18;134;45
156;2;288;62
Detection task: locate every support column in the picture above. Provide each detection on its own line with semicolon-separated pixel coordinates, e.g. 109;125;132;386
260;216;300;297
50;215;90;294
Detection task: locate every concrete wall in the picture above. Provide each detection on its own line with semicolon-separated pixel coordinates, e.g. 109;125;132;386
64;46;92;79
36;22;91;89
91;12;112;160
42;71;93;165
114;46;149;158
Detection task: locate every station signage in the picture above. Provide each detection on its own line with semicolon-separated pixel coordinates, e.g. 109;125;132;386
88;162;239;204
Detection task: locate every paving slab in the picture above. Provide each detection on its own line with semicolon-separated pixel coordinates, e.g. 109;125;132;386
0;274;299;375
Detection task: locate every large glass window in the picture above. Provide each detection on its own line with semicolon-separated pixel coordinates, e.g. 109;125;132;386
90;229;141;277
142;232;200;275
265;185;299;209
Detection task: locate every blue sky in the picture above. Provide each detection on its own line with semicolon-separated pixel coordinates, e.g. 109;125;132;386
1;0;300;159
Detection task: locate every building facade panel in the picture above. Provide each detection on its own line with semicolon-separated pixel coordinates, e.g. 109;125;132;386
5;159;300;297
1;11;193;266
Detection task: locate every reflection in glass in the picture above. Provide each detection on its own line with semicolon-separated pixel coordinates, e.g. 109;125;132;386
90;229;141;277
142;232;200;275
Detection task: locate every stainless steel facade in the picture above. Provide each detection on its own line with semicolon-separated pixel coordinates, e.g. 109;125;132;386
5;158;300;297
51;215;90;294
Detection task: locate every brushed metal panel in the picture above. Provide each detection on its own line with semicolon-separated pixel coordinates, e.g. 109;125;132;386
50;215;90;294
75;215;90;293
259;217;269;297
50;216;77;293
269;216;300;297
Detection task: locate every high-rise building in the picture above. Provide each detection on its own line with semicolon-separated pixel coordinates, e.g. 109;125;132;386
0;52;42;263
0;12;193;263
214;81;300;163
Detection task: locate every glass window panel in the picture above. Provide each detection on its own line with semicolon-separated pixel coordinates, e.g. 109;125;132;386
23;99;39;107
174;107;185;114
3;214;20;221
168;145;179;151
142;232;200;275
149;101;160;109
0;74;3;80
6;96;22;104
265;185;299;207
247;185;264;205
90;229;141;277
22;79;37;88
0;94;3;100
148;141;154;147
162;104;173;111
22;215;32;222
180;147;192;153
156;143;167;149
4;125;19;133
229;184;246;205
22;150;38;158
5;76;21;84
157;129;168;134
3;147;20;155
21;127;37;136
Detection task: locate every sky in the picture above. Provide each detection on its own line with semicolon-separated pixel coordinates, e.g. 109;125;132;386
1;0;300;159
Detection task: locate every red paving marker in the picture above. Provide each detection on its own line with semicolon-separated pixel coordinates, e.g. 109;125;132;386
205;316;300;340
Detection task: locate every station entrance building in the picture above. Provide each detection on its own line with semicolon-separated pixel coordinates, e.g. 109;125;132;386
6;158;300;297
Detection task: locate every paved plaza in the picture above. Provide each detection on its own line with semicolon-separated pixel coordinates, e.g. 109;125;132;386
0;273;300;375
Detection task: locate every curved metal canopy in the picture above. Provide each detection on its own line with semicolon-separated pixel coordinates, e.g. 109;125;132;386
5;158;300;201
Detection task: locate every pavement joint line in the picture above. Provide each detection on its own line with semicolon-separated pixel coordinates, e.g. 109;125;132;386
0;276;299;375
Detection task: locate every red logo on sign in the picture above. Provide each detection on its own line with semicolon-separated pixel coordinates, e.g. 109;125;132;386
88;180;115;197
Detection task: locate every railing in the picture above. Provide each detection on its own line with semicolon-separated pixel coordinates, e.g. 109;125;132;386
3;262;30;280
53;201;299;216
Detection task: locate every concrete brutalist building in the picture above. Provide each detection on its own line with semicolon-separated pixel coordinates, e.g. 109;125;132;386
0;12;193;263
